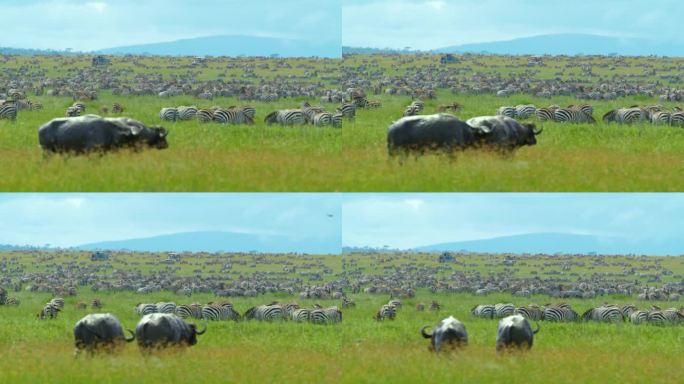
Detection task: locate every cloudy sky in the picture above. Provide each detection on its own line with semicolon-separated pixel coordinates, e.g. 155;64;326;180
342;193;684;251
343;0;680;50
1;0;341;51
0;193;341;248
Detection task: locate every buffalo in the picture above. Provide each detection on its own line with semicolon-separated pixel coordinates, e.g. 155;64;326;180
73;313;135;356
135;313;205;351
421;316;468;352
38;115;168;154
387;113;480;157
466;115;542;150
495;314;540;353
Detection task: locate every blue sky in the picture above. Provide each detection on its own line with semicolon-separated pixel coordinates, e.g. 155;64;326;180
343;0;681;50
0;0;341;51
0;193;341;247
342;193;684;252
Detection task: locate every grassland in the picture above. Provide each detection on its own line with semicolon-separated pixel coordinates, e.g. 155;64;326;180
0;250;682;383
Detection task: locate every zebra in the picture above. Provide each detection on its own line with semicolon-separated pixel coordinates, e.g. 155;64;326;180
542;306;579;322
403;104;419;117
264;110;305;125
410;99;424;112
135;303;157;316
65;106;81;117
72;102;86;114
112;103;124;113
91;299;103;309
341;297;355;308
514;104;536;118
669;111;684;127
50;298;65;309
301;102;326;123
650;111;671;125
514;306;543;321
177;106;198;121
471;304;495;319
429;301;441;311
567;104;594;116
241;106;256;119
336;103;356;120
202;304;240;321
244;304;284;321
176;304;203;319
5;297;19;306
331;113;343;128
629;310;649;324
497;106;516;118
554;107;596;123
647;308;683;326
325;307;342;323
581;306;623;323
602;108;646;124
353;97;381;109
27;101;43;111
309;309;330;324
374;304;396;320
535;106;558;121
155;302;177;314
214;107;253;125
280;302;300;318
388;299;402;309
0;102;18;120
38;303;61;319
494;303;515;318
160;107;178;121
292;308;311;322
197;108;214;123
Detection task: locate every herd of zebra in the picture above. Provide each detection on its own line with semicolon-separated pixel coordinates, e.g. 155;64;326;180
471;302;684;326
0;99;43;120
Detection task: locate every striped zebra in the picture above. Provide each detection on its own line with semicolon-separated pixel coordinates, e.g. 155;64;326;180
497;106;516;118
581;306;622;323
176;303;203;319
38;303;61;319
554;107;596;123
403;104;419;117
281;302;300;318
214;107;253;125
471;304;495;319
341;297;355;308
72;102;86;114
336;103;356;120
202;303;241;321
514;306;543;321
177;106;198;121
494;303;515;318
535;106;558;121
650;111;671;125
567;104;594;116
155;302;177;314
292;308;311;322
112;103;124;113
135;303;157;316
244;304;285;321
602;108;646;124
197;108;214;123
5;297;20;306
160;107;178;121
647;308;683;326
542;306;579;322
332;113;343;128
91;299;103;309
629;310;649;324
353;97;381;109
410;99;424;112
301;102;326;123
0;102;18;120
388;299;402;309
309;309;330;324
514;104;537;119
241;106;256;119
50;298;65;309
264;109;306;125
669;111;684;127
65;106;81;117
374;304;396;320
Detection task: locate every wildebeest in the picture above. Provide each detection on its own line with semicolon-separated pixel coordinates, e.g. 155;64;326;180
421;316;468;352
495;314;540;353
386;113;480;157
73;313;135;356
135;313;206;351
38;115;169;154
466;115;542;150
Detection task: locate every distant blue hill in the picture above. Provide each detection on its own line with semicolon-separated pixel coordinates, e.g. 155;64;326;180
414;233;684;256
434;33;684;57
97;35;340;58
75;231;340;254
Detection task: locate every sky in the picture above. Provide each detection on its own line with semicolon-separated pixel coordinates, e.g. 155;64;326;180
0;193;341;248
0;0;341;51
342;0;682;50
342;193;684;251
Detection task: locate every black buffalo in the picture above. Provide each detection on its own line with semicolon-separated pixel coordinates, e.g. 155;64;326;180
73;313;135;356
495;314;540;353
135;313;206;351
38;115;168;154
466;115;542;150
421;316;468;352
387;114;480;157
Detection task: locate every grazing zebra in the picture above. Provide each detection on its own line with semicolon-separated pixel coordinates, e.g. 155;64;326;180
72;102;86;114
602;108;646;124
411;99;424;112
280;302;301;318
535;106;558;121
581;306;623;323
332;113;343;128
0;102;18;120
50;298;65;309
629;310;649;324
5;297;19;306
91;299;103;309
244;304;284;321
497;106;516;118
514;104;537;119
135;303;157;316
38;303;61;319
341;297;355;308
353;97;381;109
650;111;671;125
471;304;495;319
336;103;356;120
292;308;311;322
514;306;543;321
197;108;214;123
324;307;342;324
201;304;240;321
28;101;43;111
403;104;420;117
309;309;330;324
554;107;596;123
542;306;579;322
65;106;81;117
264;109;305;125
567;104;594;116
301;102;326;123
155;302;177;314
669;111;684;127
112;103;124;113
647;308;683;326
160;107;178;121
176;304;203;319
214;107;253;125
177;106;198;121
429;301;441;311
374;304;396;320
494;303;515;318
388;299;402;309
241;106;256;119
